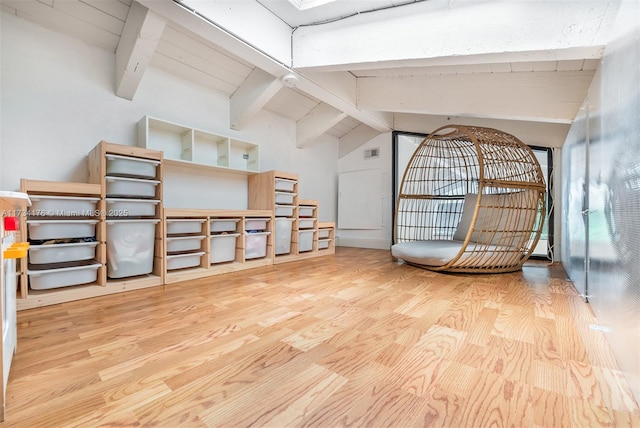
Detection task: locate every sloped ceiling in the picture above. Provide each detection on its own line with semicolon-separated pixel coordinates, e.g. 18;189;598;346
0;0;622;153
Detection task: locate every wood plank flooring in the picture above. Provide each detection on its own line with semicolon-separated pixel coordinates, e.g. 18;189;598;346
4;247;639;427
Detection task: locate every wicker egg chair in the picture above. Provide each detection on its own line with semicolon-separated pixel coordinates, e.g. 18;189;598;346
391;125;546;273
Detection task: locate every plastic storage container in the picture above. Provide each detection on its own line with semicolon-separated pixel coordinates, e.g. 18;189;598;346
318;229;331;239
166;252;205;270
274;205;295;217
28;263;102;290
166;235;205;253
105;154;160;179
275;218;294;255
106;219;159;278
166;219;205;235
298;229;315;253
210;233;240;263
274;192;296;205
105;176;160;199
275;178;296;192
298;219;315;229
245;218;270;231
298;206;316;217
318;239;331;250
27;219;99;240
210;219;240;233
106;198;160;217
245;231;270;259
29;195;100;217
29;241;99;264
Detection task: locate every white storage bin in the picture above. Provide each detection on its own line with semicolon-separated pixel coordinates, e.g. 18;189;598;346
298;229;315;253
274;205;295;217
106;198;160;217
275;192;296;205
106;219;159;279
29;241;99;265
210;233;240;264
105;154;160;179
298;206;316;217
27;219;98;240
29;195;100;217
210;218;240;233
318;239;331;250
105;176;160;199
28;263;102;290
166;235;205;253
298;219;315;229
166;219;205;235
245;231;270;259
275;218;294;255
245;218;270;231
275;178;296;192
318;229;331;239
166;252;205;271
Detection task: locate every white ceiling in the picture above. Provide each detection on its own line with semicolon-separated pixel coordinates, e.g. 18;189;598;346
0;0;623;152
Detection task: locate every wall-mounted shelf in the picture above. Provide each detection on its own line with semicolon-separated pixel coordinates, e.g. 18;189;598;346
137;116;259;174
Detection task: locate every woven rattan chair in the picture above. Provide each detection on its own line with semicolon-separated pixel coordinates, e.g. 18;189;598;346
392;125;546;273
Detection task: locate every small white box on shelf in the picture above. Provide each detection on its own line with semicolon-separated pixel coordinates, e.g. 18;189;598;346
29;241;99;265
298;229;315;252
274;192;296;205
210;218;240;233
245;231;270;259
210;233;240;263
105;219;159;279
27;219;99;240
28;263;102;290
166;219;205;235
298;219;315;230
166;252;205;270
105;176;160;199
274;178;296;192
275;218;294;255
106;198;160;217
166;235;205;253
274;205;295;217
318;239;331;250
245;218;270;231
29;195;100;217
298;206;315;217
318;229;331;239
105;154;160;179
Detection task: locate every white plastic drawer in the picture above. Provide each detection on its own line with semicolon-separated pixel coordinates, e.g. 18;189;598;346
166;235;205;253
105;176;160;199
298;219;315;230
275;218;294;255
298;206;316;218
275;178;296;192
210;233;240;264
166;219;205;235
318;239;331;250
245;218;270;231
318;229;331;239
298;229;315;253
210;218;240;233
106;219;159;279
274;192;296;205
274;205;295;217
105;154;160;179
245;231;270;259
166;252;205;271
28;263;102;290
29;241;99;265
106;198;160;217
27;219;98;240
29;195;99;217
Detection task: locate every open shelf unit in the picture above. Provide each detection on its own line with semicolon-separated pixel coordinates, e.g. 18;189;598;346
137;116;259;174
164;209;274;285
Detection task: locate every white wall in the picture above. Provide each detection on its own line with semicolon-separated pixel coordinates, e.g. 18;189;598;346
336;133;393;249
0;12;337;217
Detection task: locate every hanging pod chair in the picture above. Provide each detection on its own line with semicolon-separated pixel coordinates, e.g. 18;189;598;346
392;125;546;273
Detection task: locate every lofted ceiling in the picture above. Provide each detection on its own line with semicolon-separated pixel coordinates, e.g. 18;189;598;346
0;0;622;153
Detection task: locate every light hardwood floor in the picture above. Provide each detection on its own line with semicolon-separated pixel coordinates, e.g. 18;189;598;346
4;247;640;427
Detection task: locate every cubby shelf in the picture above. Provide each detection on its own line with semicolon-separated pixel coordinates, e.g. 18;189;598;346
137;116;259;174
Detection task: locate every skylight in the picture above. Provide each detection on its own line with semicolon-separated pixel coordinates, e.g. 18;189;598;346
288;0;339;11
